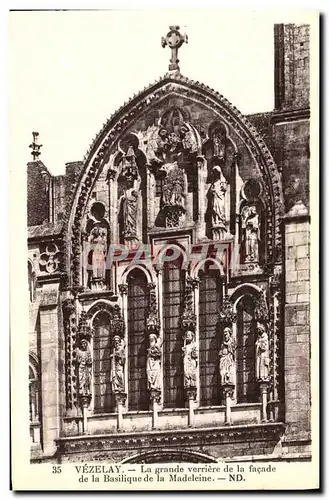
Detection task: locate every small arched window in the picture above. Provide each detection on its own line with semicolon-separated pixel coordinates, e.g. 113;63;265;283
29;356;40;423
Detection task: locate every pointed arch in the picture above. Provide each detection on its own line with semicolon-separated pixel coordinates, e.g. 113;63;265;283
85;300;115;322
230;283;263;311
121;263;153;286
64;72;283;288
29;352;41;425
191;257;226;279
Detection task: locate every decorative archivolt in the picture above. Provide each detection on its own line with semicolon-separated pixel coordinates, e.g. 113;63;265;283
190;257;226;279
120;264;154;286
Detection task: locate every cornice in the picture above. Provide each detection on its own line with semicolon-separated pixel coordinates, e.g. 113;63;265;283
56;422;285;456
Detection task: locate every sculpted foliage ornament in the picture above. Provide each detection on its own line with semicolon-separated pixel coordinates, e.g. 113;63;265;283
181;276;196;332
146;283;160;334
62;297;78;411
111;305;125;337
254;288;269;324
78;310;93;342
218;295;237;326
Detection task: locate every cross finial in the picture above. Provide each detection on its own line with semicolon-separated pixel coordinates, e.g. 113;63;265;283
29;131;43;160
161;25;188;72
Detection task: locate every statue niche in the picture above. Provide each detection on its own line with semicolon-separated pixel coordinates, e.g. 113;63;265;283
85;201;109;291
203;121;237;241
117;134;147;244
206;165;228;240
239;179;265;269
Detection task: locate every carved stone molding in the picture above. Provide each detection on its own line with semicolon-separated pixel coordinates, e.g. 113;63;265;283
78;311;93;342
39;243;63;274
111;305;125;337
118;284;128;296
181;276;196;332
56;422;286;457
146;283;160;334
218;295;237;326
62;298;78;411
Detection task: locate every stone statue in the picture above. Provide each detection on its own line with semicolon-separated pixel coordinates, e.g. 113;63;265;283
181;123;199;154
146;334;162;391
76;339;92;398
255;323;270;381
121;174;141;239
241;205;260;263
89;227;107;281
160;161;187;209
219;327;235;386
207;165;227;228
211;126;226;162
110;335;126;393
182;330;198;388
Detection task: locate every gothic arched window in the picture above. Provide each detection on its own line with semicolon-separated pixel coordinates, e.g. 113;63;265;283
29;354;41;446
163;252;185;409
236;295;257;403
127;269;148;411
93;311;115;413
29;361;40;423
198;261;223;406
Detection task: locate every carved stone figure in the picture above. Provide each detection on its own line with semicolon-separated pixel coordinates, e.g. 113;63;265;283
241;205;260;263
110;335;126;393
211;126;226;162
182;330;198;388
89;227;107;282
181;123;199;154
76;339;92;398
219;327;235;386
160;161;186;209
121;174;141;240
255;323;270;381
207;165;227;228
146;334;162;391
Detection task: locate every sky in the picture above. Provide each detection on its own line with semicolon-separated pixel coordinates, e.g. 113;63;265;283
8;9;314;175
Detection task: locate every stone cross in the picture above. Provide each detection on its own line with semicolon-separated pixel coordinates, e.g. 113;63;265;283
29;131;43;160
161;25;188;72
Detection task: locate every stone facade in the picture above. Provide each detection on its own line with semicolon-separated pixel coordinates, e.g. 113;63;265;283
28;24;312;464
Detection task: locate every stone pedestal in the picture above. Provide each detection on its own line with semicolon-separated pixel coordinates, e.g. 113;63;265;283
115;393;127;431
185;387;197;427
258;380;270;422
149;389;161;429
222;384;235;425
79;395;91;435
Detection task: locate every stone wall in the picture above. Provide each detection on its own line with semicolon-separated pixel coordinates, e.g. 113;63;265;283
274;24;310;111
27;161;50;226
283;202;311;445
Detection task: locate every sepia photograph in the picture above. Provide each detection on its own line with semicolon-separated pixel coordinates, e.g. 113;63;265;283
9;8;319;490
